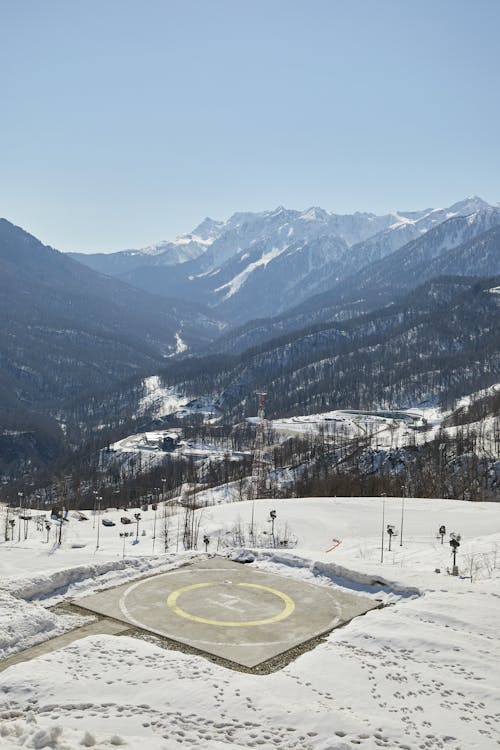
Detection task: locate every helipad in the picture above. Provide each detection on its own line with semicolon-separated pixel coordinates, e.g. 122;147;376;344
76;558;379;668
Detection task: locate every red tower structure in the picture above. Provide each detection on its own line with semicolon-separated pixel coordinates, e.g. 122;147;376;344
250;390;267;542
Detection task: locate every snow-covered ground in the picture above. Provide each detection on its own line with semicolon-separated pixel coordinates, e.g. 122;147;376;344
270;406;443;450
137;377;189;420
137;377;220;423
270;395;499;457
0;496;499;749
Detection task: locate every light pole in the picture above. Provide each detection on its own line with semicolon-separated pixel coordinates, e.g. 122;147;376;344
95;496;102;550
449;532;461;575
380;493;386;563
152;501;158;554
92;490;98;529
4;505;9;542
400;485;406;547
176;502;181;553
270;509;277;547
387;524;395;552
17;492;23;542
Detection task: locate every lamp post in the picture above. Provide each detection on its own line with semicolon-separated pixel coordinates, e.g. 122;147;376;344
387;524;395;552
380;493;386;563
17;492;23;542
152;501;157;553
270;509;277;547
92;490;98;529
176;502;181;553
449;532;461;575
95;496;102;550
4;505;9;542
400;485;406;547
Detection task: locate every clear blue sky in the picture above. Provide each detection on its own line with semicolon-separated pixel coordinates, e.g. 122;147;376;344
1;0;499;252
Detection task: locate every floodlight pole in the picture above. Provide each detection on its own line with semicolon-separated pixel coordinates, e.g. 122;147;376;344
17;492;23;542
152;503;157;554
92;490;98;529
380;494;386;563
176;503;181;553
95;496;101;550
250;497;255;545
400;486;405;547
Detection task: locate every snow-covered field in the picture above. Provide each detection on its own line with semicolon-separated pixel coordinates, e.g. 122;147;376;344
0;496;499;749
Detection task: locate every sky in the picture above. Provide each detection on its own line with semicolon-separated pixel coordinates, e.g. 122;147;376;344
1;0;499;252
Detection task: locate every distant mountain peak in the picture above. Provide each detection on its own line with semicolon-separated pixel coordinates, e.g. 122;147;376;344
448;195;491;214
192;216;224;240
300;207;330;221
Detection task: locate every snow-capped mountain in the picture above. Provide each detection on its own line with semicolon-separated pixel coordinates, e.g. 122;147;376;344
70;197;500;325
348;207;500;295
70;218;225;274
138;216;226;263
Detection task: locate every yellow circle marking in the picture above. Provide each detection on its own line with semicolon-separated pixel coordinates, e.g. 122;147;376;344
166;581;295;627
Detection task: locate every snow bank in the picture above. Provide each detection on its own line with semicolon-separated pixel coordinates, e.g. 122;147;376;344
2;554;189;604
0;592;89;660
247;549;421;599
0;555;196;660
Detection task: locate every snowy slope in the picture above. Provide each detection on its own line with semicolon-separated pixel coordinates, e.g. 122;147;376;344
0;496;499;749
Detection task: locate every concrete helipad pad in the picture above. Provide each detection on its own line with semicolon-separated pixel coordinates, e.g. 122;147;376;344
76;558;378;668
